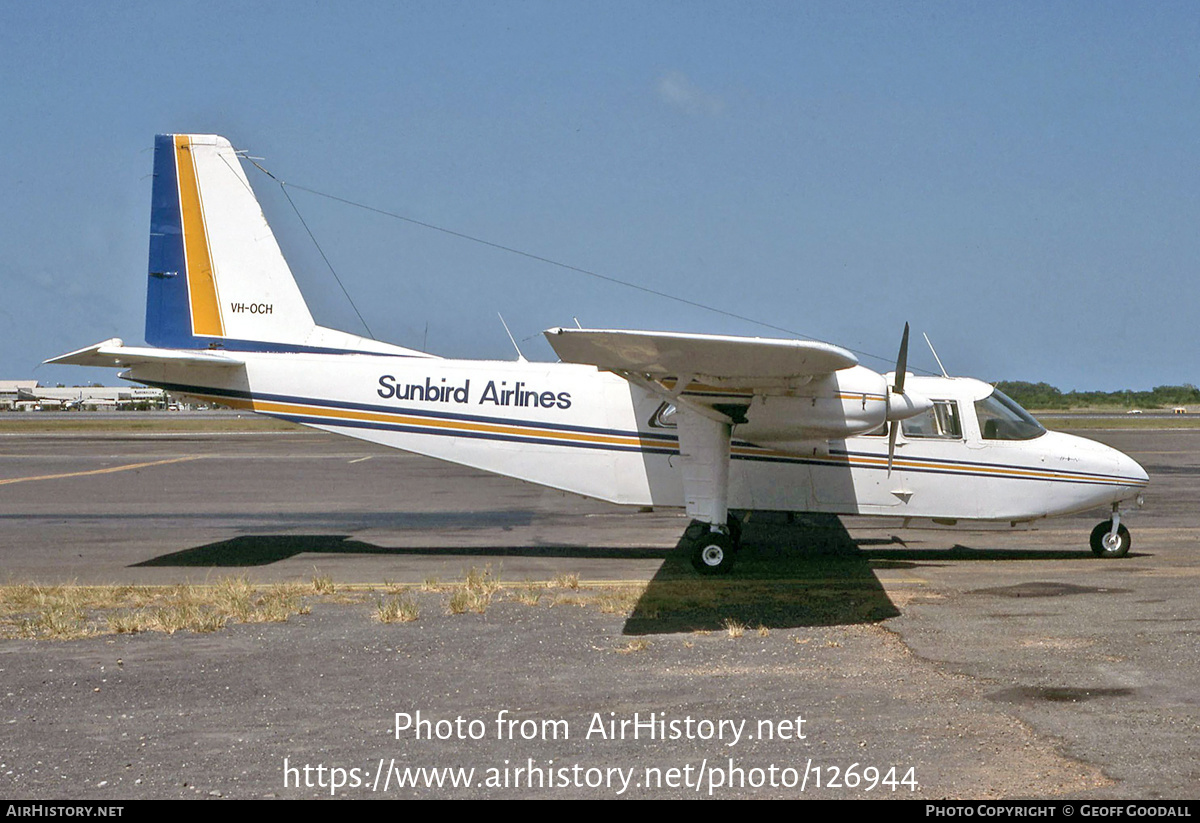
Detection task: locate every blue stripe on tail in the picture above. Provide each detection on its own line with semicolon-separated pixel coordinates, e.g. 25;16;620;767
145;134;199;348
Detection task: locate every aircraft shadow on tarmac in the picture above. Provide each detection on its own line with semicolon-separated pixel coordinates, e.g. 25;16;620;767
132;536;675;567
133;512;1110;632
623;512;902;635
620;513;1110;635
133;515;907;631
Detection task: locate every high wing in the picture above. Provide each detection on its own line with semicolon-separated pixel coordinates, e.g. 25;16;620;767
544;326;890;434
544;328;858;387
545;327;904;572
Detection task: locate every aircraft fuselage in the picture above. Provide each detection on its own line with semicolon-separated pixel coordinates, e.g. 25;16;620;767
126;353;1148;526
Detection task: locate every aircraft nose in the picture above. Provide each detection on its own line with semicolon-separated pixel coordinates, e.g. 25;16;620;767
1114;446;1149;489
1094;438;1149;504
1052;431;1148;508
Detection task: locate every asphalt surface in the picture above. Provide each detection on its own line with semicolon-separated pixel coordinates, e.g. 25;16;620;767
0;424;1196;799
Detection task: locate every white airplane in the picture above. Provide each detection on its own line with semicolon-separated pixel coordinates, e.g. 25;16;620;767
49;134;1149;573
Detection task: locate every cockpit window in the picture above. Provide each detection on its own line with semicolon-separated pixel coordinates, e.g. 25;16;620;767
974;389;1046;440
901;400;962;439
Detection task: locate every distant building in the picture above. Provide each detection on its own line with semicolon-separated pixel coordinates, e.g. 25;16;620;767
0;381;166;410
0;381;39;410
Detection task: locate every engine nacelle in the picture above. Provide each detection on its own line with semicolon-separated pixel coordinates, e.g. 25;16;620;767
733;366;890;447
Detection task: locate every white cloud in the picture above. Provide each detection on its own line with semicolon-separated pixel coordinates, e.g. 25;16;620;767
656;70;724;116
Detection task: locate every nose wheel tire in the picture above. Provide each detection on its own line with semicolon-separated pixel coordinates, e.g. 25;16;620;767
1090;520;1131;558
690;532;737;575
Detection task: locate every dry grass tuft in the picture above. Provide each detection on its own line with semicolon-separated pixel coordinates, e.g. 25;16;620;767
464;565;501;597
442;565;501;614
250;588;308;623
146;603;228;634
595;588;642;616
106;611;147;635
512;585;543;607
375;593;419;623
213;577;255;620
550;573;580;590
724;618;746;638
447;589;488;614
1;578;313;640
17;605;93;640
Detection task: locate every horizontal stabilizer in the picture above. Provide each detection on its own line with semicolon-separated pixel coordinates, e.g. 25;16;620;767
45;339;246;369
544;328;857;385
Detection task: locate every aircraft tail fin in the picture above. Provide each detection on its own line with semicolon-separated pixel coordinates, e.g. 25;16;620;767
145;134;427;357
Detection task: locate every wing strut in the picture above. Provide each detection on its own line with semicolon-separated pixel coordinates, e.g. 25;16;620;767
675;405;741;575
676;408;732;533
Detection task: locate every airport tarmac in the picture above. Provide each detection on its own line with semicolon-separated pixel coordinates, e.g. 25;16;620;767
0;424;1196;799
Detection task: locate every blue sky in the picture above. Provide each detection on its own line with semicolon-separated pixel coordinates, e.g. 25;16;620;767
3;1;1197;390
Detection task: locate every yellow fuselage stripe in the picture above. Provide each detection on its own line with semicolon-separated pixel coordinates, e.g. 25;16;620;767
220;396;672;450
731;446;1141;486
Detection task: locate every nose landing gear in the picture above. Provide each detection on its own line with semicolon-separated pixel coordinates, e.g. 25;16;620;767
1090;507;1131;558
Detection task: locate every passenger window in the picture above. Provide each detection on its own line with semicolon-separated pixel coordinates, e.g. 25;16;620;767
901;400;962;439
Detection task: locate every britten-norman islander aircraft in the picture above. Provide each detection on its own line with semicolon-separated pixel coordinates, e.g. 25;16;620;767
49;135;1149;574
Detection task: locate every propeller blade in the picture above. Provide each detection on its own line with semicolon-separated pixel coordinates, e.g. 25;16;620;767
889;323;910;476
894;322;910;396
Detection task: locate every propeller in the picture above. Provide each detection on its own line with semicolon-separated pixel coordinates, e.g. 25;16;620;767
886;324;910;476
883;324;935;475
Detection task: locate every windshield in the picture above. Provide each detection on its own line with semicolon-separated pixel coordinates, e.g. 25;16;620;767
974;388;1046;441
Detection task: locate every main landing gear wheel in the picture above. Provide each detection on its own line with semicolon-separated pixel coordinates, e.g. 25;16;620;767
690;532;737;575
1090;520;1131;558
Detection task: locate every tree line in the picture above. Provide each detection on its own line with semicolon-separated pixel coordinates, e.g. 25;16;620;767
995;381;1200;411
